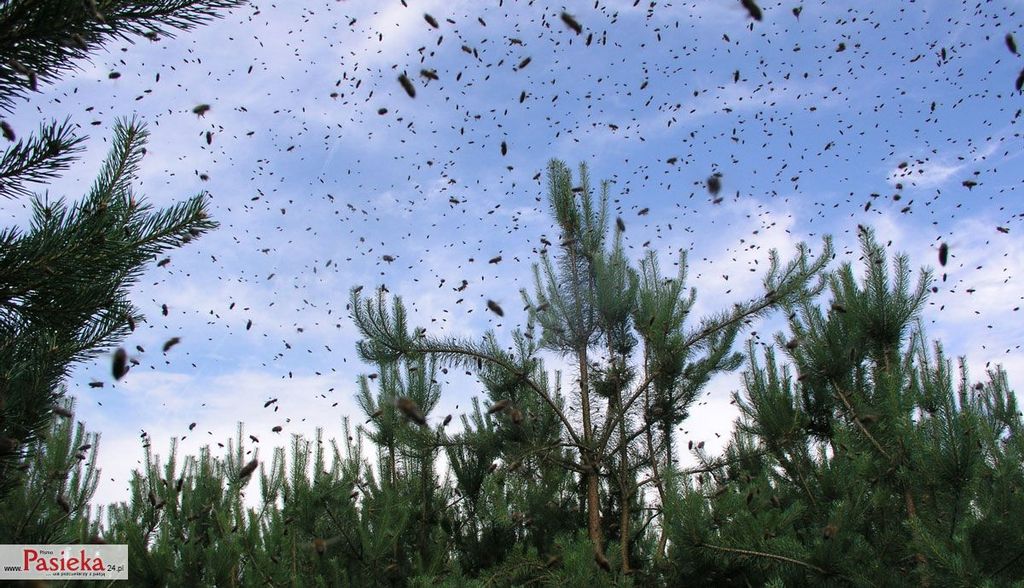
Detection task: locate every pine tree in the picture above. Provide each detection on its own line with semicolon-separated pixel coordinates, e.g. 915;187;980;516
662;227;1024;586
0;118;217;499
0;0;248;197
350;159;833;579
0;0;246;500
0;394;102;545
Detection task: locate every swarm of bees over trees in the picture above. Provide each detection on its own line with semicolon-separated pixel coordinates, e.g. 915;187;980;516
19;0;1014;537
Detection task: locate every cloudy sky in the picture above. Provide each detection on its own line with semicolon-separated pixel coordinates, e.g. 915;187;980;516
3;0;1022;508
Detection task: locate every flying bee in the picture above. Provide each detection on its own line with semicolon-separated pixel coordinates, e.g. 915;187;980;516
52;406;73;418
938;242;948;266
740;0;763;21
192;103;210;116
517;56;532;69
424;13;439;28
638;207;649;216
420;68;439;80
1;121;14;141
396;396;428;427
486;300;504;316
707;173;722;196
157;257;171;267
264;398;277;408
162;337;181;352
442;414;452;427
398;73;416;98
1007;33;1019;55
560;11;582;34
272;425;283;433
366;408;384;423
488;255;502;264
616;217;625;232
238;458;258;480
487;399;511;414
112;347;128;380
509;408;523;425
501;140;508;155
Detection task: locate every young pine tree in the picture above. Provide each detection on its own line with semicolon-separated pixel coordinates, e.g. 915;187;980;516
0;394;102;545
0;119;217;499
0;0;246;500
350;159;833;579
663;227;1024;587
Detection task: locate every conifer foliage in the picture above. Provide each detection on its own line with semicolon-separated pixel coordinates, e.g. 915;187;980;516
0;0;244;500
72;214;1021;587
662;228;1024;586
349;159;834;579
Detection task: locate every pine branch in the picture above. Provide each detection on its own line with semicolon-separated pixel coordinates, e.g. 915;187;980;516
832;379;893;462
87;116;146;202
0;0;249;111
0;119;84;198
699;542;831;576
351;289;586;452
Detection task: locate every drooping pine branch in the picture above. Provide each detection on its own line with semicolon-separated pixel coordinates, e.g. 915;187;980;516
0;0;249;111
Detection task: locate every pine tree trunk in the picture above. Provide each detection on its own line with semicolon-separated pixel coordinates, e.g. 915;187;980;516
577;351;605;563
618;446;631;573
610;351;631;573
420;451;430;565
389;444;396;487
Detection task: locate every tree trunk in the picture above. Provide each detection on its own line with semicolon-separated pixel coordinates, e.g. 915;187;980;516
611;356;632;573
577;352;605;562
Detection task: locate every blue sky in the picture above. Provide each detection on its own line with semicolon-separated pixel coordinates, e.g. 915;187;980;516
3;0;1023;507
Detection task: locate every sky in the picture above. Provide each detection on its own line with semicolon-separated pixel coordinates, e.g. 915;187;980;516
3;0;1023;510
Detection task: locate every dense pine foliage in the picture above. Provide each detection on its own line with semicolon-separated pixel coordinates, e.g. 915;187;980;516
0;0;240;503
